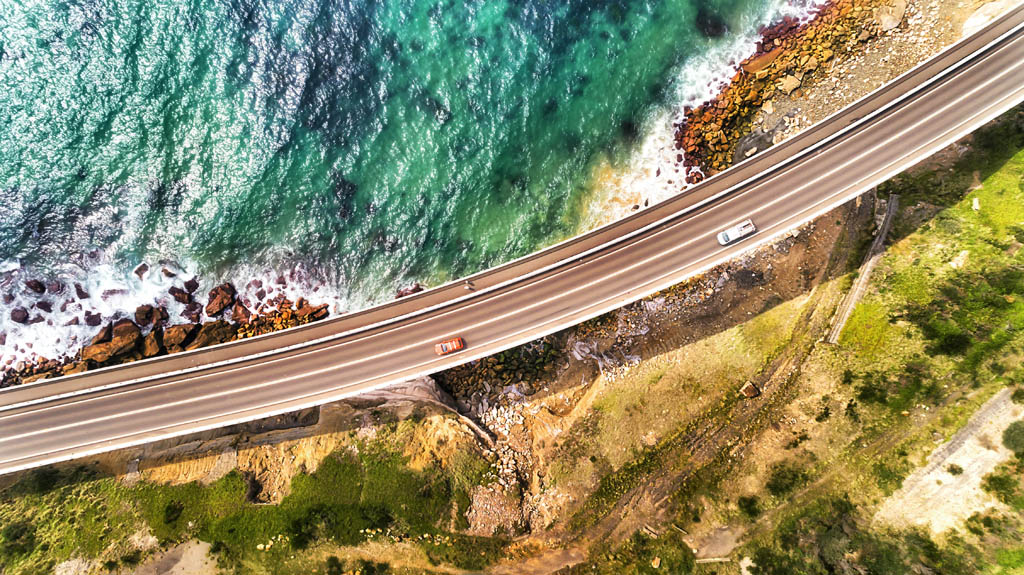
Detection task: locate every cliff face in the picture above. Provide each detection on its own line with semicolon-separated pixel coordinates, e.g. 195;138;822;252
89;380;481;505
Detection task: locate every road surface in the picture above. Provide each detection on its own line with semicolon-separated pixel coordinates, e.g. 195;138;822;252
2;5;1024;475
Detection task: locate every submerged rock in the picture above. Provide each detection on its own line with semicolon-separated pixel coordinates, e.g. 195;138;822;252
169;286;191;304
10;307;29;324
696;6;728;38
24;279;45;294
181;301;202;323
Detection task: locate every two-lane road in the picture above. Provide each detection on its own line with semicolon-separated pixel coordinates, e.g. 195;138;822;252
3;5;1024;475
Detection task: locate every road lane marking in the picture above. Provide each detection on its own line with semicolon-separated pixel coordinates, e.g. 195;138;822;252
3;51;1023;452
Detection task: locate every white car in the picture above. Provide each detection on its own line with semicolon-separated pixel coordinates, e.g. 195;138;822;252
717;219;757;246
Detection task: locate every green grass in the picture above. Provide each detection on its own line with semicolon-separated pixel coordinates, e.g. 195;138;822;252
989;548;1024;574
0;423;501;575
839;300;894;360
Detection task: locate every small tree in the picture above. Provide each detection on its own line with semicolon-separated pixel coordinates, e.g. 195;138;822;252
1003;421;1024;456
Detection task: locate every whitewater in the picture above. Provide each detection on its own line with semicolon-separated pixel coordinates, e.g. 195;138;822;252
0;0;821;368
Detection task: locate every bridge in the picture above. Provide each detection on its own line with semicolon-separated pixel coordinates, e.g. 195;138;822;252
2;5;1024;475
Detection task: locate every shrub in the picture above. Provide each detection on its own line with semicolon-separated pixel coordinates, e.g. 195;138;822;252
1004;421;1024;456
0;521;36;557
1011;388;1024;404
163;500;185;525
738;495;762;519
766;462;808;498
326;557;345;575
982;471;1019;505
947;464;963;476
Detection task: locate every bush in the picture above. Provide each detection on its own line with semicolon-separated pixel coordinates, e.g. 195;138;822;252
766;462;808;498
163;500;185;525
982;471;1019;505
1003;421;1024;456
326;557;345;575
738;495;762;519
0;521;36;557
947;464;963;476
1011;388;1024;404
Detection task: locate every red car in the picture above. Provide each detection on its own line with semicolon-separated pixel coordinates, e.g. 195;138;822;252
434;336;465;356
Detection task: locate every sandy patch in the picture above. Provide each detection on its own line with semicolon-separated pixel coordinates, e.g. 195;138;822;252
127;540;217;575
873;387;1023;535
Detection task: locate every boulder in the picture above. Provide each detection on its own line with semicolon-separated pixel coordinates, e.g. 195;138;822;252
777;74;801;95
112;318;139;338
134;263;149;279
62;362;88;376
135;304;155;326
181;301;203;323
296;303;330;321
395;283;424;299
46;281;64;294
74;283;90;299
163;323;199;353
876;0;907;31
141;328;163;358
232;300;252;323
168;286;192;304
82;320;140;364
89;323;112;346
24;279;45;294
35;301;52;313
10;307;29;324
184;277;200;293
741;46;783;75
205;283;236;316
161;267;177;278
185;321;236;350
84;311;103;327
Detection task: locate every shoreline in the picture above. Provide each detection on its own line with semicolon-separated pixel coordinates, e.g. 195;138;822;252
675;0;888;181
0;0;992;386
0;275;331;387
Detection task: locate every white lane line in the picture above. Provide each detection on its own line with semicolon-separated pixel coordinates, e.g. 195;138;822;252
3;51;1021;450
5;80;1024;469
5;14;1022;414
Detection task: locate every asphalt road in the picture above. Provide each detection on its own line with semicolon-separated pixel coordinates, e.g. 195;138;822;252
2;6;1024;475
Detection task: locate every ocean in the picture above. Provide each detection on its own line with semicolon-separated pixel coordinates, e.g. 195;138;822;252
0;0;815;364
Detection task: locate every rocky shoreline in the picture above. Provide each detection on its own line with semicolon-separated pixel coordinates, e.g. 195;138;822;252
675;0;897;181
1;272;330;387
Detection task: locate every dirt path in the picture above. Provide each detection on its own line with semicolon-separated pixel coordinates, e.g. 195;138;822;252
127;540;217;575
873;387;1023;535
827;194;900;344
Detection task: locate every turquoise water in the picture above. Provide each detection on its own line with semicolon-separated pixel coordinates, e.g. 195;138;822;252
0;0;803;360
